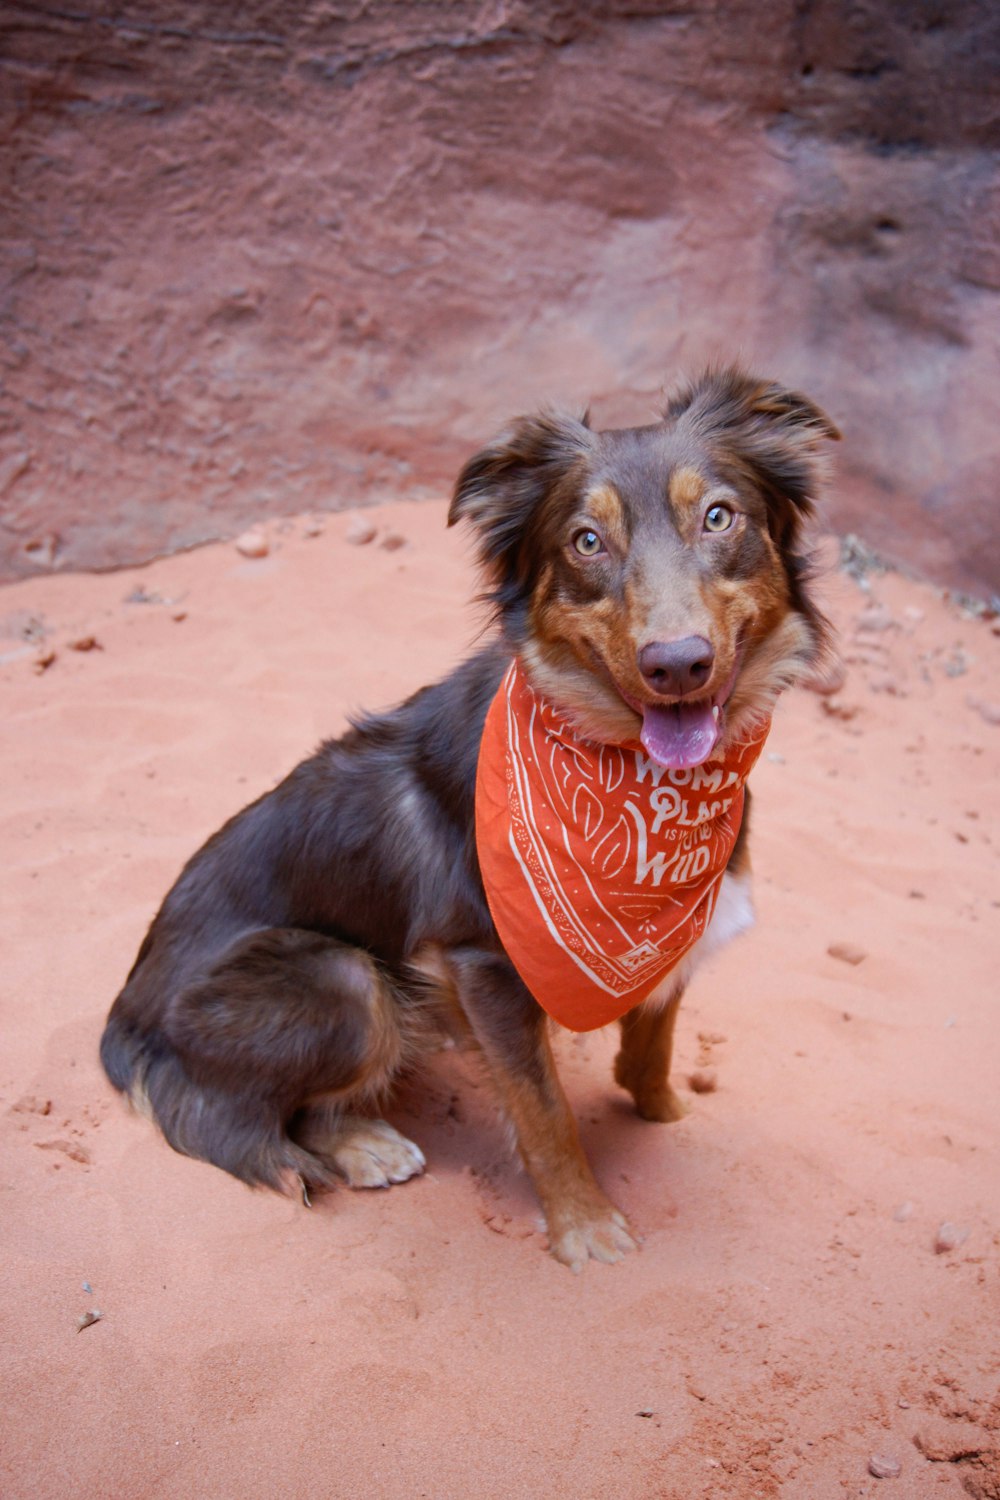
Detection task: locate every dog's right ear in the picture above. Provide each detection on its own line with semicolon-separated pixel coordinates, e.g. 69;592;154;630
448;412;594;604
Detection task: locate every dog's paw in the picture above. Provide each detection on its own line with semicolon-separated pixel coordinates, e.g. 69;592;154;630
614;1051;689;1123
633;1081;688;1123
548;1203;639;1273
328;1118;426;1189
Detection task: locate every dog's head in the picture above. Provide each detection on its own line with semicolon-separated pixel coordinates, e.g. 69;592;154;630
449;366;839;769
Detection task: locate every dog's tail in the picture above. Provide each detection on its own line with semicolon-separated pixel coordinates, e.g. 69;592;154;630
100;928;411;1194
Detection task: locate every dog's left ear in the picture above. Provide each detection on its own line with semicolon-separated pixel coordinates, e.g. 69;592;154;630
449;410;594;606
667;366;840;533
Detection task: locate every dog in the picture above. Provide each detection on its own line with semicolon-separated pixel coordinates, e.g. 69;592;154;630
100;366;838;1271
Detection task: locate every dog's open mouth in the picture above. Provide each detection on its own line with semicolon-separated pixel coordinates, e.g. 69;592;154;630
634;697;722;769
618;649;743;771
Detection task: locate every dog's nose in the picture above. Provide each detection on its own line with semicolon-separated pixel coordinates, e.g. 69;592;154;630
638;636;715;697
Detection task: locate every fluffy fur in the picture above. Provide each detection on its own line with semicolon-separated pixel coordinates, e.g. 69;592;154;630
101;366;838;1270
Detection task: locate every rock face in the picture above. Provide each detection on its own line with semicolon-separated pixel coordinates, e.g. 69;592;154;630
1;1;998;592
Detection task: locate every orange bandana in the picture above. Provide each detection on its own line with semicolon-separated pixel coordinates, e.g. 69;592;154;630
475;660;770;1031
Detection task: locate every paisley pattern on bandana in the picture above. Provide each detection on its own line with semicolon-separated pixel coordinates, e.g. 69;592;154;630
475;660;771;1031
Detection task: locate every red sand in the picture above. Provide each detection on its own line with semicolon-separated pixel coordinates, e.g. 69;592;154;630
2;502;998;1498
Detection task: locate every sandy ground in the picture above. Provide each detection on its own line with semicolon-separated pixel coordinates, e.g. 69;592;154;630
2;501;998;1500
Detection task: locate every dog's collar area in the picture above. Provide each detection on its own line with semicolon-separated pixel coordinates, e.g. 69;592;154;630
475;659;771;1031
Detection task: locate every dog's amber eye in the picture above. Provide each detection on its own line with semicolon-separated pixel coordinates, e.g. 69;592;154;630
704;504;735;533
573;529;604;557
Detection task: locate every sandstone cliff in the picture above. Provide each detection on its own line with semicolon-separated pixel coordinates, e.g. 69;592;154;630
1;1;997;592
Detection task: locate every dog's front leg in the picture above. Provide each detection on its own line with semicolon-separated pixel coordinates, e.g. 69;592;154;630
451;948;637;1271
614;982;688;1122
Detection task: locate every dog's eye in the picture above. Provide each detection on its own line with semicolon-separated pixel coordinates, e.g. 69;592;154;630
704;504;735;533
573;529;604;557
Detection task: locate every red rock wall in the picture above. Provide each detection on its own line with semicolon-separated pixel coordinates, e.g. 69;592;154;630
2;1;998;593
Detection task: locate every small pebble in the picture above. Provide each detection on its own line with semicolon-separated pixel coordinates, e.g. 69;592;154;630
689;1068;718;1094
76;1309;103;1332
33;648;57;674
345;516;377;546
235;529;269;559
24;534;58;568
967;695;1000;727
856;603;895;633
892;1201;914;1223
868;1454;901;1479
820;698;860;722
171;611;188;623
869;674;904;696
827;941;868;966
635;1408;654;1418
67;636;102;652
379;531;407;552
81;1280;93;1294
933;1222;969;1255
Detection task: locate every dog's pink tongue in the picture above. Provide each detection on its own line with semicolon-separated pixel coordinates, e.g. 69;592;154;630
639;701;719;769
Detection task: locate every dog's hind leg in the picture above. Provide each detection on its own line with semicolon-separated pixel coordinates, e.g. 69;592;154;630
289;1104;425;1189
614;982;688;1123
111;927;421;1195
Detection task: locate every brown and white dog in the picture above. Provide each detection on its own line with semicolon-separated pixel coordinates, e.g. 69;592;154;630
101;366;838;1271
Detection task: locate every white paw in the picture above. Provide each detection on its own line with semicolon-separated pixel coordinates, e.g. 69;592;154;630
330;1119;426;1189
548;1204;639;1273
